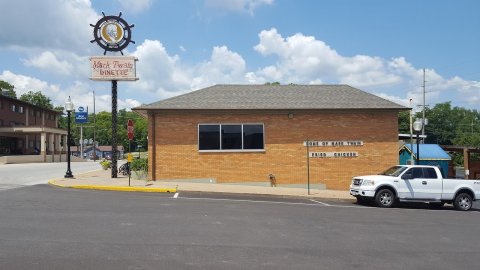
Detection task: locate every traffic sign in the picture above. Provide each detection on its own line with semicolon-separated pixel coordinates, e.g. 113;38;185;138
127;119;134;141
75;112;88;123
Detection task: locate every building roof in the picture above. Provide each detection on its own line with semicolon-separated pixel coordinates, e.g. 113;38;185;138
401;144;451;160
133;84;407;112
0;94;62;115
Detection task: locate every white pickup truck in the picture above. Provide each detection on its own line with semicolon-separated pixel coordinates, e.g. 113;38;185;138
350;165;480;211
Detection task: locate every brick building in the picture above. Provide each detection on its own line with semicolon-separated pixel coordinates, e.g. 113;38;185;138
0;93;67;162
134;85;406;190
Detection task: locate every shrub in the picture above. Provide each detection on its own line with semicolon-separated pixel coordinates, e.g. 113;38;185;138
100;159;111;169
130;157;148;172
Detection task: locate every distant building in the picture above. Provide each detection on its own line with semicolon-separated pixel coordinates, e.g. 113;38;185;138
0;94;66;162
71;145;124;160
134;84;407;190
399;144;452;176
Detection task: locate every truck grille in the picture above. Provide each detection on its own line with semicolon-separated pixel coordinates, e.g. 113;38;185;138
353;178;362;186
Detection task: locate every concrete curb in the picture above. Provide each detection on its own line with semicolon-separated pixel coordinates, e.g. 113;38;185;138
48;180;177;193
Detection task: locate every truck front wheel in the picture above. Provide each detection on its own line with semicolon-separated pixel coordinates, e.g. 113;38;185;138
453;193;473;211
375;189;395;208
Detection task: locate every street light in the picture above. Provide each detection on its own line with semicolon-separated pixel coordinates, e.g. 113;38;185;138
413;119;423;165
64;96;74;178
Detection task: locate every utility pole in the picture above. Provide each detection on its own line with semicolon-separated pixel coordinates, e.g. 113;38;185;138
422;68;426;139
409;98;414;164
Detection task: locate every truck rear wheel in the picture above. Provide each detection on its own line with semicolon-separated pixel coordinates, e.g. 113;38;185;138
375;189;395;208
453;193;472;211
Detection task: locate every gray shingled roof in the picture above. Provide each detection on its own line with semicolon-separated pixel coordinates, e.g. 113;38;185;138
134;84;406;111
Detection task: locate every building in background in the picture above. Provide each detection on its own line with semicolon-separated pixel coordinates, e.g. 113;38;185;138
399;144;451;177
134;84;407;190
0;93;66;163
71;145;124;160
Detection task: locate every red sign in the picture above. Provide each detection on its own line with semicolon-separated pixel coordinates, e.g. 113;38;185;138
127;119;134;141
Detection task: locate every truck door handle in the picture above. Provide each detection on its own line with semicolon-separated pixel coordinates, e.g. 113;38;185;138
422;181;427;185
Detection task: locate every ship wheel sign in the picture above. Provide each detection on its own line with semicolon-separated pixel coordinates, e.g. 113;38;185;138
90;12;135;55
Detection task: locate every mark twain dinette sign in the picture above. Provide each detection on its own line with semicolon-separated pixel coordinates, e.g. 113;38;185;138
90;56;138;81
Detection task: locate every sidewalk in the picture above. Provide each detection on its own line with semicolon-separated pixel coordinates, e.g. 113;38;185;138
49;168;353;201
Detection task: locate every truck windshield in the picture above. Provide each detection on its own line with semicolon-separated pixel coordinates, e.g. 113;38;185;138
380;166;408;177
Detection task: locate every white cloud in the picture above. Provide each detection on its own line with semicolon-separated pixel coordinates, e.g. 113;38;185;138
0;70;61;97
251;28;480;108
0;0;98;53
23;51;74;75
129;40;251;100
191;46;247;89
254;28;401;86
131;39;191;98
0;71;141;112
204;0;273;14
117;0;153;15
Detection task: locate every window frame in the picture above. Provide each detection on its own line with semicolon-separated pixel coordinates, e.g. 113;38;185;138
198;123;265;152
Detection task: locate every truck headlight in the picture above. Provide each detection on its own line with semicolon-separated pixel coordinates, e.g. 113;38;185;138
362;180;375;186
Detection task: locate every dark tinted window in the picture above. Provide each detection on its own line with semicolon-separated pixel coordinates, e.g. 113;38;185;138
423;168;438;179
199;124;264;151
221;125;242;150
199;125;220;150
243;124;264;149
412;168;423;178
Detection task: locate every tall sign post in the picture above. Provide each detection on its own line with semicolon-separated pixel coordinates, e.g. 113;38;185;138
90;12;137;178
127;119;134;187
75;106;88;158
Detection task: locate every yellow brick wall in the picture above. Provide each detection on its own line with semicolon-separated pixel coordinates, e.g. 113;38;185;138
148;110;399;190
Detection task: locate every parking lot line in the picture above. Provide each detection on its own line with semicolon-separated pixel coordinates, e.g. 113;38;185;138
309;199;331;206
174;196;321;206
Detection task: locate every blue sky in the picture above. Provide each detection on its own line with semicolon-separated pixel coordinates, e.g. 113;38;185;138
0;0;479;112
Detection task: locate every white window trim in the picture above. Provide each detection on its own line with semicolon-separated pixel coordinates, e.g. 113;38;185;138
198;123;265;152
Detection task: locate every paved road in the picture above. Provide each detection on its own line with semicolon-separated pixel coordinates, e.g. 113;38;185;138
0;185;479;270
0;162;100;191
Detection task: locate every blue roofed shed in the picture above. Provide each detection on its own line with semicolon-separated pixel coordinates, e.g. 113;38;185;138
399;144;451;176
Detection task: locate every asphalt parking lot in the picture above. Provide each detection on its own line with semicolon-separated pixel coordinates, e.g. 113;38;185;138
0;185;479;270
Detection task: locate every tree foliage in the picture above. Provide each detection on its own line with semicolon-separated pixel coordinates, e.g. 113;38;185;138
399;102;480;147
264;82;281;85
0;80;16;98
20;91;54;109
60;109;148;152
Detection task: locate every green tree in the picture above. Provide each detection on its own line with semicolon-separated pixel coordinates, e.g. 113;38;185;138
19;91;54;109
0;80;16;98
77;110;148;152
264;82;281;85
398;110;411;134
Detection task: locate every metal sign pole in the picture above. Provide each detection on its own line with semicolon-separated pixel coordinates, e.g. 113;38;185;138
111;80;118;178
306;139;310;195
80;124;83;159
128;140;131;187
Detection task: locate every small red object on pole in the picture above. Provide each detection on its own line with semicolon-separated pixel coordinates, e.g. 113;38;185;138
127;119;134;141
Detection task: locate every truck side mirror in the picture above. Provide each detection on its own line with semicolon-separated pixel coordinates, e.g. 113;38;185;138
402;173;413;180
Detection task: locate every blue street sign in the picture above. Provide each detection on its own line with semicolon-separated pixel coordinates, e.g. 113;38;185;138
75;112;88;123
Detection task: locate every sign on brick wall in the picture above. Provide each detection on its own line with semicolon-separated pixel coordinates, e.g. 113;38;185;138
309;152;359;158
304;140;364;147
